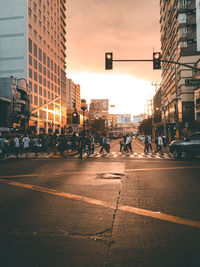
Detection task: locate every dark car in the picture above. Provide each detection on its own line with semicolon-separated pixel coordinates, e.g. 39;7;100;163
169;132;200;158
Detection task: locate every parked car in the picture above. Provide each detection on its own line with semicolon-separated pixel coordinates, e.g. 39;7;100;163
169;132;200;158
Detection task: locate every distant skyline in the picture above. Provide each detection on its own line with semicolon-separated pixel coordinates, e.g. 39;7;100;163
67;0;161;116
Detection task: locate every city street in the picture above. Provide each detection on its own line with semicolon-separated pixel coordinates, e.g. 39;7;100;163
0;139;200;267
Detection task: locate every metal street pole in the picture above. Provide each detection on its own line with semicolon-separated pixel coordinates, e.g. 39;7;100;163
162;74;167;137
174;64;179;138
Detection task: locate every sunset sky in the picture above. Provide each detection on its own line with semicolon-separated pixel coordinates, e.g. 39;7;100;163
67;0;161;116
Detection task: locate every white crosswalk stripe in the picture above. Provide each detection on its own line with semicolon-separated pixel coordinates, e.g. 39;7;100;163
73;152;172;160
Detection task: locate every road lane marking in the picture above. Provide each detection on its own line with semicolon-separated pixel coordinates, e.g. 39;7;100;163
0;178;200;229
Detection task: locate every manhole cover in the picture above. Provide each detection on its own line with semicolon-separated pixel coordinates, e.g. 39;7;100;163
99;173;125;179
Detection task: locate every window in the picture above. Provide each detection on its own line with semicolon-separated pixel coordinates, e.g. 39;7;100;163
34;71;38;82
47;70;50;78
51;72;53;81
43;77;46;86
34;43;37;57
28;24;32;35
54;75;57;83
34;15;37;23
39;48;42;61
34;83;38;93
39;86;42;95
51;59;53;70
34;2;37;12
54;63;57;74
29;81;32;91
48;81;50;89
43;66;46;76
34;30;37;39
34;96;38;105
29;55;32;66
34;59;37;70
51;83;53;91
39;75;42;84
39;98;43;106
47;56;50;68
43;52;46;65
29;68;32;78
39;63;42;73
29;38;32;53
28;7;32;18
48;91;50;99
44;89;46;97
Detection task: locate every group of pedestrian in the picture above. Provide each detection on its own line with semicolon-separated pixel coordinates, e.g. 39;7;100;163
77;132;95;159
0;134;32;159
0;131;97;160
119;134;133;152
100;135;111;154
143;134;168;155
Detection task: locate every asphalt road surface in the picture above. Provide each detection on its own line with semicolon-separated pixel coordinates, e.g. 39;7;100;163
0;138;200;267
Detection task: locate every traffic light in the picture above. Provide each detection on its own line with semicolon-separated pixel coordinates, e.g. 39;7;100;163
153;52;161;70
72;112;79;124
105;52;113;70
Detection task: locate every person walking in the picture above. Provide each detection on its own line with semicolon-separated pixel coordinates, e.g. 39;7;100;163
105;135;111;153
119;138;124;152
14;135;20;158
100;135;107;154
22;134;30;159
90;134;95;154
144;135;149;154
125;134;132;152
156;134;163;155
0;134;6;160
33;135;39;158
148;135;153;152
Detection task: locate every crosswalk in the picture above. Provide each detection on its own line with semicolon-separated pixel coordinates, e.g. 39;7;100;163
1;152;172;160
73;151;172;160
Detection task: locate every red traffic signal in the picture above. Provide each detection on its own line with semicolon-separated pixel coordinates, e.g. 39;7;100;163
105;52;113;70
153;52;161;70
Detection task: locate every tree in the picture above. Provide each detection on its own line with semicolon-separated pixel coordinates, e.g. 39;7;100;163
139;118;152;135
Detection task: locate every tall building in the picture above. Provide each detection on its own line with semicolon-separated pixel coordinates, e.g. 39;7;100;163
160;0;200;136
0;0;67;133
66;78;81;124
89;99;109;120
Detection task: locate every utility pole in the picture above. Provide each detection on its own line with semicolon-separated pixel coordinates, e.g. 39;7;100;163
162;75;167;137
174;64;179;139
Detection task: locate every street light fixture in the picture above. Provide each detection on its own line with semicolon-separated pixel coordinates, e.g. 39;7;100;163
81;99;87;131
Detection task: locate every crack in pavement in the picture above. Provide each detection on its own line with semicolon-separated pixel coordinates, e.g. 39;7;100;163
105;174;124;267
0;227;115;244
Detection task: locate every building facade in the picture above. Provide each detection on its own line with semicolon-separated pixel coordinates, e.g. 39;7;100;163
0;0;67;134
89;99;109;121
160;0;200;137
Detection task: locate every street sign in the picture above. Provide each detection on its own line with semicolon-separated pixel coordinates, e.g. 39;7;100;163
185;79;200;86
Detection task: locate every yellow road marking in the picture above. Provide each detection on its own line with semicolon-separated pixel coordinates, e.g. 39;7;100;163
0;178;200;229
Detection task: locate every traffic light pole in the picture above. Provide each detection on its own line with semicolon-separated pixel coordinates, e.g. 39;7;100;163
112;59;200;71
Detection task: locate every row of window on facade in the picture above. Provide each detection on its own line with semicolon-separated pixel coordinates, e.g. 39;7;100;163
29;0;60;17
28;23;60;62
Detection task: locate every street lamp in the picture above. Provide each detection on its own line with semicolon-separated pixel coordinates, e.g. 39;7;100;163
81;99;87;131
